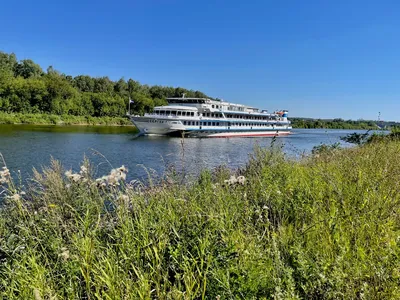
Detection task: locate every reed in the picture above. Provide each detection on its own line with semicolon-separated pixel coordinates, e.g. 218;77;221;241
0;140;399;299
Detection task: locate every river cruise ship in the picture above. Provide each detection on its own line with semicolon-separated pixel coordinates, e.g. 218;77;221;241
129;96;291;137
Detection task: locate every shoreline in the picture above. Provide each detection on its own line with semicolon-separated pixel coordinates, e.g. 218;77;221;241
0;112;378;130
0;122;135;127
0;112;134;127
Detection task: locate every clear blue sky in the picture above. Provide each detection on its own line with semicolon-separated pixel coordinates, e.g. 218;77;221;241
1;0;399;120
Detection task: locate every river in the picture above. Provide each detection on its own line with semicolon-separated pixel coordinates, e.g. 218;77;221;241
0;125;372;183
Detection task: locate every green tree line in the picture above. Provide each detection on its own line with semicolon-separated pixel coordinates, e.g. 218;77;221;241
0;51;209;117
291;117;380;129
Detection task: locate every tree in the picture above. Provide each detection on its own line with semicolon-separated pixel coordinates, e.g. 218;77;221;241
114;78;128;97
73;75;95;92
131;92;155;115
0;52;17;75
93;77;114;94
127;79;141;95
14;59;43;78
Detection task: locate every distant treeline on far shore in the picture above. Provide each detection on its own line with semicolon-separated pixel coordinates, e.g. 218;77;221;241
290;117;399;130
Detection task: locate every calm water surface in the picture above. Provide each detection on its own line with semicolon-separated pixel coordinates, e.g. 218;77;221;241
0;125;371;182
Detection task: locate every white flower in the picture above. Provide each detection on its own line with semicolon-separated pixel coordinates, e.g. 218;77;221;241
8;193;21;201
70;174;82;182
237;176;246;185
80;165;88;174
59;247;70;261
118;165;128;173
0;167;10;184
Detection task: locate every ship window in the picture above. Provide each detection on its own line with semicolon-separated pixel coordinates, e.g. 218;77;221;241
217;122;220;126
191;112;194;117
171;111;177;115
212;122;215;126
177;111;181;116
183;121;187;125
212;105;215;108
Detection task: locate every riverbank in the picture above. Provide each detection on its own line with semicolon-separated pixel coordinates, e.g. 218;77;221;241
0;112;133;126
0;138;399;299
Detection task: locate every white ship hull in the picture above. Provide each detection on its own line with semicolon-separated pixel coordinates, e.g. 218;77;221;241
130;117;185;135
130;116;291;138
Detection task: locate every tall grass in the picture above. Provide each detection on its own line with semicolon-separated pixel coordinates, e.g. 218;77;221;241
0;141;399;299
0;112;132;126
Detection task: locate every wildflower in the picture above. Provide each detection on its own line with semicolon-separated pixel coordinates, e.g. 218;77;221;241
8;193;21;201
224;175;246;186
33;288;42;300
80;165;88;174
237;176;246;185
65;169;82;182
0;167;10;184
59;247;70;261
211;183;220;189
70;174;82;182
95;166;128;187
119;194;129;202
224;175;237;186
118;165;128;173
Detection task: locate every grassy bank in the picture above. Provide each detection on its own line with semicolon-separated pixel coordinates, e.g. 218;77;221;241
0;140;399;299
0;112;133;126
